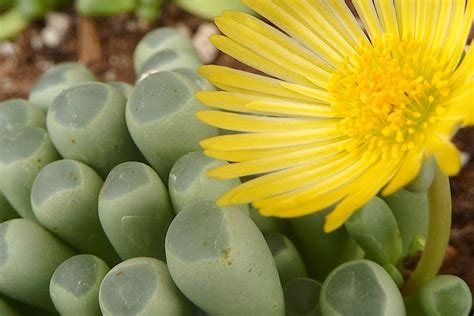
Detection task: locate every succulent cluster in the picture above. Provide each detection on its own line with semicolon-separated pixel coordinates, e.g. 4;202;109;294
0;26;472;316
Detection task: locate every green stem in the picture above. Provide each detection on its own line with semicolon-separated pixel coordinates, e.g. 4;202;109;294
401;165;451;296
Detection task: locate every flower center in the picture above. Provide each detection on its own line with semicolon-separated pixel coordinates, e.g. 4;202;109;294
328;34;450;162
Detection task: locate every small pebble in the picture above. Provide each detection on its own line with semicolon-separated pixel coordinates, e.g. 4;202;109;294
0;42;16;57
192;23;219;63
40;13;71;48
460;151;470;167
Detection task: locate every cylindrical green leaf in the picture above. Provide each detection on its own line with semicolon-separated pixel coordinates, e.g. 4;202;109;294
137;49;202;83
50;255;110;316
418;275;472;316
75;0;136;16
0;99;47;222
0;295;56;316
168;151;244;214
0;219;75;311
47;82;145;178
99;257;192;316
98;162;174;261
108;81;133;99
284;278;322;316
290;209;362;282
0;296;20;316
166;200;285;315
0;126;60;221
31;159;120;266
250;206;288;234
320;260;406;316
0;99;45;131
265;233;307;286
133;27;195;73
344;196;403;265
383;189;429;253
29;62;96;111
172;68;215;91
383;264;404;288
126;71;219;180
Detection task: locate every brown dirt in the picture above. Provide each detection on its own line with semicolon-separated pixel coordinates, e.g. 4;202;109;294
0;3;473;295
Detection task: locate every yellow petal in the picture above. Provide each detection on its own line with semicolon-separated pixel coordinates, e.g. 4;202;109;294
316;0;369;48
246;101;335;118
437;1;465;67
278;81;331;103
399;0;416;40
204;142;322;162
443;0;474;74
218;153;352;205
272;0;356;58
374;0;399;37
253;158;371;212
242;0;342;66
353;0;384;41
257;160;372;218
211;35;313;86
324;159;401;232
197;110;338;133
206;139;345;179
414;0;429;42
196;91;261;114
419;0;442;48
215;13;330;88
426;135;461;176
200;128;344;151
198;65;328;103
449;45;474;89
431;0;453;49
382;149;424;196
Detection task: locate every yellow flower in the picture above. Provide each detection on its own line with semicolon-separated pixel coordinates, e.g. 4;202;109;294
196;0;474;232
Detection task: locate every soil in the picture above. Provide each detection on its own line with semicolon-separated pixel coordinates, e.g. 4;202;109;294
0;2;473;297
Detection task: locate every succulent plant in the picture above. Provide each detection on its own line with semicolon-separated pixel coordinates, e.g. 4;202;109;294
320;260;406;316
283;277;322;316
125;70;218;180
29;62;96;112
50;254;109;315
133;27;196;75
99;257;192;315
0;19;472;315
168;150;242;214
98;162;173;261
264;233;307;286
47;82;145;178
31;159;120;265
165;200;285;315
0;126;60;221
0;219;75;311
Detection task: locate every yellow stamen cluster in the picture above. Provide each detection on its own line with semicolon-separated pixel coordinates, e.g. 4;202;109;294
329;34;450;163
